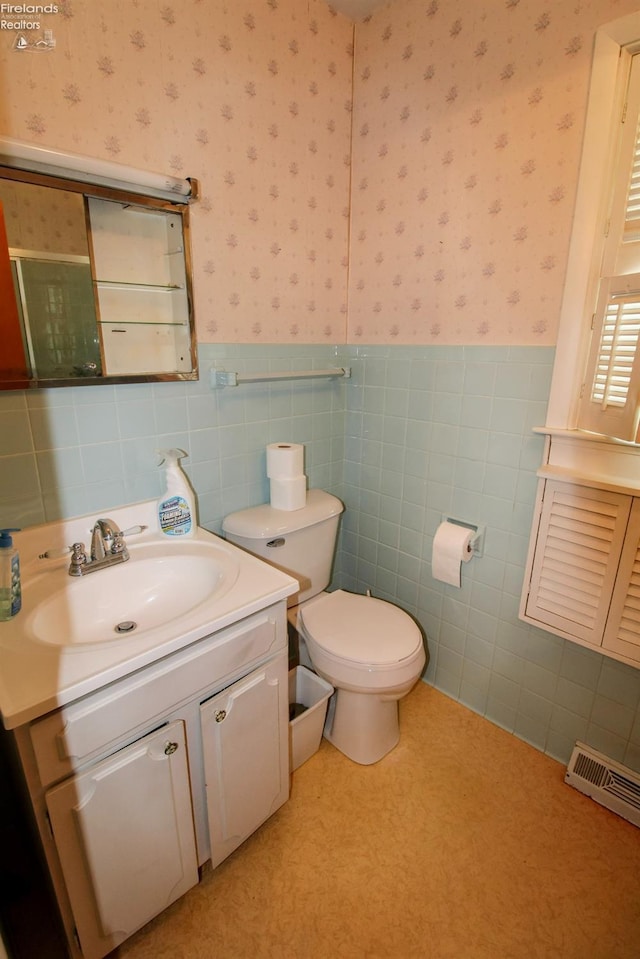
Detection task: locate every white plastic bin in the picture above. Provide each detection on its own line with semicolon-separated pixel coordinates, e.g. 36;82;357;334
288;666;334;771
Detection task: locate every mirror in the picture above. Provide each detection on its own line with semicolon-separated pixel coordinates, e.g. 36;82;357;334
0;168;197;389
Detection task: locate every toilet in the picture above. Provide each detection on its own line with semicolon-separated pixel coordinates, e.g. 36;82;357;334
222;489;426;765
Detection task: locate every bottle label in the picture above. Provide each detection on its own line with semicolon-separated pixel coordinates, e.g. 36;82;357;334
159;495;192;536
10;553;21;616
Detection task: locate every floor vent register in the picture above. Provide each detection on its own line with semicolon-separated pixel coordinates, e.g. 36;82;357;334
565;742;640;828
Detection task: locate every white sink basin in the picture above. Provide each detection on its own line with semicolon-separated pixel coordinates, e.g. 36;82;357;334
23;541;241;648
0;501;299;730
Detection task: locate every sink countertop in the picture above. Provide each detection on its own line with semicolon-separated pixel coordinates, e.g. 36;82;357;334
0;501;299;730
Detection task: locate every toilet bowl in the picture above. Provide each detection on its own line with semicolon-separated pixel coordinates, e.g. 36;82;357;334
222;488;427;766
293;589;426;765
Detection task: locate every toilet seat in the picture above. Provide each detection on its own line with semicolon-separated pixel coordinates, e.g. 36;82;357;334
299;589;422;665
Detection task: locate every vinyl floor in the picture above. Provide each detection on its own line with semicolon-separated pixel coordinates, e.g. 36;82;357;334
117;682;640;959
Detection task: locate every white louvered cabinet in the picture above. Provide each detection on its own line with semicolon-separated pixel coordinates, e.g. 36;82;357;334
602;497;640;660
521;478;640;666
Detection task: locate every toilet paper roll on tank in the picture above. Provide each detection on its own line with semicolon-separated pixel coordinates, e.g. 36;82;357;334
266;443;307;511
432;521;474;588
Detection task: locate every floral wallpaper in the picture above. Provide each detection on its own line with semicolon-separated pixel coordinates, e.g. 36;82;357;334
349;0;640;344
0;0;639;345
0;0;354;343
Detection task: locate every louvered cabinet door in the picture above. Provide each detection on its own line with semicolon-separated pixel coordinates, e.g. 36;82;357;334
525;480;632;646
602;497;640;662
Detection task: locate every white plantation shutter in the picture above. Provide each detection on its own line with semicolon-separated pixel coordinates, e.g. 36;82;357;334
593;290;640;406
525;481;631;645
623;112;640;241
579;274;640;440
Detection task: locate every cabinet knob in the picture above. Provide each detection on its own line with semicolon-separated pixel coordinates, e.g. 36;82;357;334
164;741;179;756
214;709;227;723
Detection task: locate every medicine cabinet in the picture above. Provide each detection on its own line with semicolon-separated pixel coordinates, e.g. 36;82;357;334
0;159;197;389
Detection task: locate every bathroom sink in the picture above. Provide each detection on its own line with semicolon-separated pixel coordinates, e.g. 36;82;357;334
0;500;299;730
23;541;241;648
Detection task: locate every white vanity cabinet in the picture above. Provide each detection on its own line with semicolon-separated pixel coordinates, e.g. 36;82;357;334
45;720;198;959
11;603;291;959
521;477;640;666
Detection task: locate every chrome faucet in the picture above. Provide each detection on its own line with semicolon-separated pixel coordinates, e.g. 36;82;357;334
69;518;130;576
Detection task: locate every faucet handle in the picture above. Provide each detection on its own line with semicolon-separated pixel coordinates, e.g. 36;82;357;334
111;530;128;555
121;524;147;537
39;545;72;560
69;542;87;576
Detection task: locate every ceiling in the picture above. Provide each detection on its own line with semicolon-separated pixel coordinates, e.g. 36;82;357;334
327;0;388;20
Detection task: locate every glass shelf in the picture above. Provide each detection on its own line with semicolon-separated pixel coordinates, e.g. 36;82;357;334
99;319;187;327
94;280;184;292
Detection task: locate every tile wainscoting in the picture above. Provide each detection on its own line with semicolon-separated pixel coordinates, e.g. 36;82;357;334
1;342;639;773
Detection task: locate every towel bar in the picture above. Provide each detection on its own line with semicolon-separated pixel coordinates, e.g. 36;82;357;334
211;367;351;388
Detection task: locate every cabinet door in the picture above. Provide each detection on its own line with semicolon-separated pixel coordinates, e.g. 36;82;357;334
46;720;198;959
201;658;289;869
524;480;631;646
603;497;640;662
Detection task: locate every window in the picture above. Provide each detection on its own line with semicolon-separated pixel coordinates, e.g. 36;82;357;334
521;15;640;670
578;53;640;441
545;14;640;436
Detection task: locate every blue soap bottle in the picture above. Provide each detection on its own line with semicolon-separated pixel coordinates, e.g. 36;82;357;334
0;528;21;621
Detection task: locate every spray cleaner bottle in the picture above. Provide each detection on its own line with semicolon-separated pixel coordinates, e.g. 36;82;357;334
157;449;196;537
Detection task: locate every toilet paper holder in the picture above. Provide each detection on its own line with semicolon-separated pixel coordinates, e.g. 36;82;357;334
441;516;485;558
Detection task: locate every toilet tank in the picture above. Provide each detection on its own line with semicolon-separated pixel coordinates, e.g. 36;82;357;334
222;489;343;606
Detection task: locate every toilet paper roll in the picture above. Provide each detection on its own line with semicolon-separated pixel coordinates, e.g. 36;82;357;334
266;443;304;480
270;475;307;511
432;521;474;588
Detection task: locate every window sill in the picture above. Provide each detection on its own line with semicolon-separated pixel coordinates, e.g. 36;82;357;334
534;427;640;495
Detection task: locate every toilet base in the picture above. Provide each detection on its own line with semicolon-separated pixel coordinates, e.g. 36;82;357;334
323;688;400;765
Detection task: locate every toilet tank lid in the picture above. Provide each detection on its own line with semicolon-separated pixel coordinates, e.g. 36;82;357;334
223;489;343;539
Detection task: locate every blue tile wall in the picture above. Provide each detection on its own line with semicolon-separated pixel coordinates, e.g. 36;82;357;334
1;342;640;774
0;344;348;531
338;344;640;776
